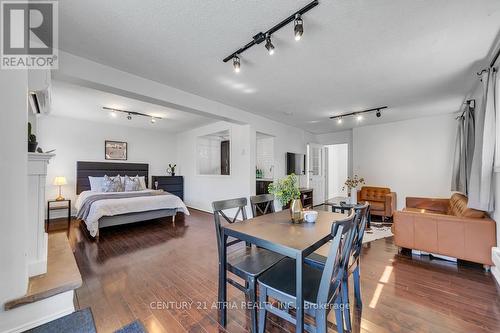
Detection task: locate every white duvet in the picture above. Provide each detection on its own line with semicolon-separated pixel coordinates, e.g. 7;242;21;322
76;190;190;236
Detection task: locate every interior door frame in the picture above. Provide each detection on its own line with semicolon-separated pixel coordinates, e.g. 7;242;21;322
306;143;326;206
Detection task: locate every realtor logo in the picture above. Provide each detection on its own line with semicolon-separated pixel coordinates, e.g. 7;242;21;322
1;0;58;69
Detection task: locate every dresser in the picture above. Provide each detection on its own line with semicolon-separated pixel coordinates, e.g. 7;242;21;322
151;176;184;200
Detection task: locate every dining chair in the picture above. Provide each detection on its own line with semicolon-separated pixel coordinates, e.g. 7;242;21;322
212;198;284;333
257;211;357;333
249;194;275;217
305;202;370;332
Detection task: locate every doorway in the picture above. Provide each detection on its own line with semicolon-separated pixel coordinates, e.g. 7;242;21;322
325;144;349;199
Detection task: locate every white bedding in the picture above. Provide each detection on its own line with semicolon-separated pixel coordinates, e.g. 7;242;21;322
76;190;189;236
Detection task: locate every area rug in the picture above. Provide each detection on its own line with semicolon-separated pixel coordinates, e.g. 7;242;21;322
115;320;147;333
362;223;393;243
26;308;96;333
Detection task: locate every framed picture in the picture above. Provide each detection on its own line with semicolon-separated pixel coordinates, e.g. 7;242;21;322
105;141;127;160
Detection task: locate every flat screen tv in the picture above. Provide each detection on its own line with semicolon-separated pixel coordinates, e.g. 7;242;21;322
286;152;305;175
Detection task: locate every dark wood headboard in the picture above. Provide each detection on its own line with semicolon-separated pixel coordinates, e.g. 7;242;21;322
76;161;149;194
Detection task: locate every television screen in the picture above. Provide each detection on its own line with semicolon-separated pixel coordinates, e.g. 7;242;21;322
286;152;305;175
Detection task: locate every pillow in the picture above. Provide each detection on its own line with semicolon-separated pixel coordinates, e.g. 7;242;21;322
124;175;141;191
119;175;147;190
88;176;104;192
137;176;147;190
102;175;123;192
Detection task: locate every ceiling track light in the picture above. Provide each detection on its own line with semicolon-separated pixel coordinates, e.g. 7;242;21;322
222;0;318;71
265;35;275;55
233;55;240;73
330;106;388;123
103;107;163;124
294;14;303;41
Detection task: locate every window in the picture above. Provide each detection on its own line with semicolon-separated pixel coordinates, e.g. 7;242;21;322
197;130;231;175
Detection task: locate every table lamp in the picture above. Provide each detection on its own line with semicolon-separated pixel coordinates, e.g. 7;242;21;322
53;176;67;201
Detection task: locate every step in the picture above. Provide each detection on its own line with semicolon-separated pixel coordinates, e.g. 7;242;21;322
4;233;82;310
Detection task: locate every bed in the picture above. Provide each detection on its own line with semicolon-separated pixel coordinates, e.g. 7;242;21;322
76;161;189;239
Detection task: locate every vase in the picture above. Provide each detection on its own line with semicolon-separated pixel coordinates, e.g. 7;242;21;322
350;189;357;205
290;199;303;223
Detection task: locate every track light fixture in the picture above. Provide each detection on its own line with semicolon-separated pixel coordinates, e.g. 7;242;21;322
294;14;303;41
233;55;240;73
222;0;318;71
103;107;162;124
329;106;388;124
265;35;275;55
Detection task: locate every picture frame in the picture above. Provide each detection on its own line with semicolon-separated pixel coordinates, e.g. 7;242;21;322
105;140;127;160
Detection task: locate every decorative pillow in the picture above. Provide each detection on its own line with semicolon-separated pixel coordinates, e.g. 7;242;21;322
88;176;104;192
124;175;141;191
102;175;123;192
137;175;147;190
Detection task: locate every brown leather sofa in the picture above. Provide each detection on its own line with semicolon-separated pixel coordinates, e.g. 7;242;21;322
393;193;496;267
357;186;397;220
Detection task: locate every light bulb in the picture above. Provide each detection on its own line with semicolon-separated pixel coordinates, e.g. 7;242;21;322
151;118;156;124
357;114;363;121
337;118;342;124
110;110;117;118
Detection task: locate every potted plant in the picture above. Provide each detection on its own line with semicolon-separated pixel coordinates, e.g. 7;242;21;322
342;175;365;204
28;122;38;152
167;164;177;176
268;173;303;223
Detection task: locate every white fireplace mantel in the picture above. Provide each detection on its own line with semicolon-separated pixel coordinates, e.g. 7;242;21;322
27;152;55;277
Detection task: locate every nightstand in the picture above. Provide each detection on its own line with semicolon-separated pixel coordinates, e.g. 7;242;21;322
47;199;71;236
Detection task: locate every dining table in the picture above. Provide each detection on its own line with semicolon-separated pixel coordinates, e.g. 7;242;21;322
218;209;347;332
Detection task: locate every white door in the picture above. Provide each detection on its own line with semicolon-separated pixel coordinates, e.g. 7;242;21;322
307;143;325;206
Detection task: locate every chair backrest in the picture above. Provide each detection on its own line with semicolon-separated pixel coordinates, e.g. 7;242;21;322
351;202;370;260
212;198;248;256
359;186;390;202
316;210;357;305
249;194;275;217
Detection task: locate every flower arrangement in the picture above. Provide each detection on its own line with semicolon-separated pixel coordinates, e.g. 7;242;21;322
342;175;365;193
268;173;301;206
167;164;177;176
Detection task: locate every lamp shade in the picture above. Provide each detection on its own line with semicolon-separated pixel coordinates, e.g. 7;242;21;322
53;176;67;186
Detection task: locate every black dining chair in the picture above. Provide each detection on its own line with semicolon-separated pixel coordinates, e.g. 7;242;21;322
305;202;370;332
249;194;275;217
257;211;357;333
212;198;284;333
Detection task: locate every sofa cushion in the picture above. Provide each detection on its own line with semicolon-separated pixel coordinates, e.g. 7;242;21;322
359;186;390;202
448;193;485;218
403;207;447;215
370;201;386;211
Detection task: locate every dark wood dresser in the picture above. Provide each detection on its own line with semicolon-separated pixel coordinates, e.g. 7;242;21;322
151;176;184;200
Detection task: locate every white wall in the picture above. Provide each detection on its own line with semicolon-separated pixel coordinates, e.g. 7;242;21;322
353;114;456;209
38;116;177;212
0;70;29;330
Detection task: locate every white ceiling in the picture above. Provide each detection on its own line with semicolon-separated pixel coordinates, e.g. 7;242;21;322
50;80;216;132
58;0;500;133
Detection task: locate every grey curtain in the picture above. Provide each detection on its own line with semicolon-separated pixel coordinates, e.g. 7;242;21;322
451;103;475;194
468;69;497;212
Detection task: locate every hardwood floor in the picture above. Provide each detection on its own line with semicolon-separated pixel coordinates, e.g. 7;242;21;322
56;209;500;333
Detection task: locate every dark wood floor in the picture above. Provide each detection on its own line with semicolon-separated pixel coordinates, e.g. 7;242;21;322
51;209;500;333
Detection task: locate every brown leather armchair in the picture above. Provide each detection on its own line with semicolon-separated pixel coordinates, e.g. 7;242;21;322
357;186;397;220
393;193;496;267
